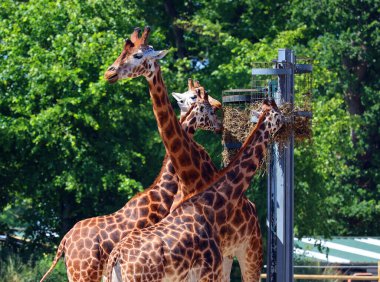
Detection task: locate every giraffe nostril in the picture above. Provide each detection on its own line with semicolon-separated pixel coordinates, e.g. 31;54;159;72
108;66;116;71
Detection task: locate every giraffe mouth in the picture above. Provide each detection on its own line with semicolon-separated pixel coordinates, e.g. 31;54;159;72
106;73;119;83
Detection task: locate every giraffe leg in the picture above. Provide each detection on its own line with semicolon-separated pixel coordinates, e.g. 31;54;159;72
235;237;263;282
221;256;233;282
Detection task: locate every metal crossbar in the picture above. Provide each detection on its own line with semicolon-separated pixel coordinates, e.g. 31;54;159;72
260;274;380;281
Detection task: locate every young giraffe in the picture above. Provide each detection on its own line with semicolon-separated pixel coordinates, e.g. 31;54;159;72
106;99;285;282
39;84;222;282
104;27;268;281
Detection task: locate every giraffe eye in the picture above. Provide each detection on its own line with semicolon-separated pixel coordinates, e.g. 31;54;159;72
133;53;143;59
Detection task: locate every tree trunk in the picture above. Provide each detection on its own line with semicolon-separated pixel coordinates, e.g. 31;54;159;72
164;0;186;58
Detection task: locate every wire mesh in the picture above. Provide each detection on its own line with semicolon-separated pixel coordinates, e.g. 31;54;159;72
221;59;313;166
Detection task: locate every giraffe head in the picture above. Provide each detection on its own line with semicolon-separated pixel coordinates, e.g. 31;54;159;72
104;26;168;83
254;99;284;136
173;79;222;133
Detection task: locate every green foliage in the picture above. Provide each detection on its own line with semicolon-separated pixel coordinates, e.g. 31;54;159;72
0;251;67;282
0;0;164;245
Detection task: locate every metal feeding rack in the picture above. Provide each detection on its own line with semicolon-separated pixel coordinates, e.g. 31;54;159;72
222;49;313;282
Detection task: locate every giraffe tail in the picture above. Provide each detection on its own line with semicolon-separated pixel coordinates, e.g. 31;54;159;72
39;236;66;282
105;247;121;282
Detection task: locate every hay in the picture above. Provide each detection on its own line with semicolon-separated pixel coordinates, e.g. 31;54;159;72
222;102;312;166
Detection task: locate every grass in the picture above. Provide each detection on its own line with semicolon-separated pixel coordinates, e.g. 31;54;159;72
0;250;67;282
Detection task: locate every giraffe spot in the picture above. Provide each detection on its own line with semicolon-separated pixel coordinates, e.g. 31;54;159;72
181;215;193;224
232;209;244;227
136;219;147;229
85;238;93;249
138;196;149;206
201;162;214;182
232;183;244;199
195;180;204;190
103;240;114;254
166;236;176;248
80;228;89;237
162;173;173;181
160;187;175;203
213;193;225;210
232;173;243;184
226;170;237;181
255;145;263;160
156;86;162;93
220;225;229;237
173;121;183;136
149;190;162;202
203;192;214;205
110;230;121;243
115;214;124;223
264;131;269;139
81;260;89;269
157;110;169;125
216;210;227;225
100;230;108;240
165;124;175;139
152;93;163;108
153;75;157;85
170;138;181;154
149;213;160;223
139;207;149;217
168;162;175;174
106;224;117;233
178;151;191;167
161;94;169;105
182;169;200;184
188;147;199;167
199;238;208;250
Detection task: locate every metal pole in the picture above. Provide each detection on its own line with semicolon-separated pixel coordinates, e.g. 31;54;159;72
267;49;295;282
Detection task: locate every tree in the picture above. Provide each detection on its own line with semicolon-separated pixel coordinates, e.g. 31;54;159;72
0;0;166;245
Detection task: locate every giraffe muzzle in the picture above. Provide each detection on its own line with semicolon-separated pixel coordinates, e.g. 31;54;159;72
104;71;119;84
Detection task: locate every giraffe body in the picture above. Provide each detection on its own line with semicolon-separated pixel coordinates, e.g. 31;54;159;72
39;85;222;282
106;99;284;282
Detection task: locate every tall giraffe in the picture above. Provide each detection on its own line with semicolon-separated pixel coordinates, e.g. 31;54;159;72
105;27;271;281
39;84;222;282
106;99;285;282
104;27;220;198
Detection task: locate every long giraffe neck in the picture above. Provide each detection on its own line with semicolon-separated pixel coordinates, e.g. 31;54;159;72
219;112;270;201
146;66;218;199
178;111;271;209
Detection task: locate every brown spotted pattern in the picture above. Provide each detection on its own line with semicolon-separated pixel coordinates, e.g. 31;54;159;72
106;99;284;282
39;88;222;282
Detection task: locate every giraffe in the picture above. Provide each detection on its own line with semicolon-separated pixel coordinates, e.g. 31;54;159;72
105;99;285;282
104;27;221;200
104;27;271;281
39;83;223;282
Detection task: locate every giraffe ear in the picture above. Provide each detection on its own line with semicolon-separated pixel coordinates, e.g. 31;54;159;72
171;92;183;102
150;50;169;60
250;110;261;123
